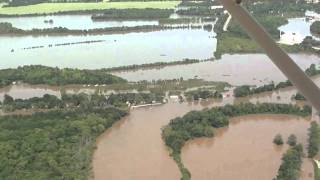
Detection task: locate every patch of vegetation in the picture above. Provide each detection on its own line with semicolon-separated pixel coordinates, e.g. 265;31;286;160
308;121;320;158
0;65;126;88
158;18;200;25
185;89;222;101
274;144;304;180
1;91;165;112
287;134;297;146
162;103;311;180
0;107;127;180
273;134;284;145
311;21;320;37
176;7;220;16
103;59;205;72
0;22;201;36
0;1;179;16
91;8;173;20
292;93;306;101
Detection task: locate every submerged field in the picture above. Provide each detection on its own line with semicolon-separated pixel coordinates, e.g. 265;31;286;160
0;1;180;15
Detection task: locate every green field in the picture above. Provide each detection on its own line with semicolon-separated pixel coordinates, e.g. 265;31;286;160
0;1;180;15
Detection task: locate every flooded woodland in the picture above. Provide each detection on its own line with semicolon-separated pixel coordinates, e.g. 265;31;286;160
1;1;320;180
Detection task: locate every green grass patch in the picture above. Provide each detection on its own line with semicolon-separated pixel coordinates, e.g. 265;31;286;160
0;1;180;15
214;34;263;58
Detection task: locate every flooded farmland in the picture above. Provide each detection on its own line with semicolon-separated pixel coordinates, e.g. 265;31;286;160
113;54;320;85
0;29;216;69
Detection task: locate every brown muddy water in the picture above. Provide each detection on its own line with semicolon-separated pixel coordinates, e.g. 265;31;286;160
182;115;313;180
113;54;320;86
92;100;225;180
92;100;314;180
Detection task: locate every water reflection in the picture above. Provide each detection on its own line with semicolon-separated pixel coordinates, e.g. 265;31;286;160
0;15;159;30
0;29;216;69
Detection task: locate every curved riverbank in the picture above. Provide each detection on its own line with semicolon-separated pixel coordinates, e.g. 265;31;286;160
181;114;313;180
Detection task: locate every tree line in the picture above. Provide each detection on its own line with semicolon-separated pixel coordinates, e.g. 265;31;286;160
308;121;320;158
0;65;126;88
162;103;311;180
274;144;304;180
0;22;206;36
185;89;222;101
0;92;165;112
91;9;173;20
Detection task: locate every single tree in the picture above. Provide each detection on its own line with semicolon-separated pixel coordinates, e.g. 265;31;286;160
287;134;297;146
273;134;284;145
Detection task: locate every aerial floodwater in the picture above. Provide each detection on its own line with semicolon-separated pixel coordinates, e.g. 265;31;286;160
0;29;216;69
113;54;320;85
93;100;314;180
1;2;320;180
182;115;313;180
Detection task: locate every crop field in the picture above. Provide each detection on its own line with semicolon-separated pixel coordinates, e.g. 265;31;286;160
0;1;180;15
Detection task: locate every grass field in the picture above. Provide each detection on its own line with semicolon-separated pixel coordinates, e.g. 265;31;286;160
0;1;180;15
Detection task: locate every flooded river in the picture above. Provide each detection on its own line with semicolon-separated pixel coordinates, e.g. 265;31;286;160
113;53;320;86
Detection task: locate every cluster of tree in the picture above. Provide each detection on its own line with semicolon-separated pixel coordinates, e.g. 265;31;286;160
273;134;297;146
176;7;221;17
292;92;306;101
0;22;204;36
246;0;316;17
3;0;102;7
185;89;222;101
107;92;164;107
308;121;320;158
301;36;320;49
178;0;216;7
311;21;320;37
91;9;173;20
0;65;126;88
1;94;62;112
274;144;303;180
305;64;320;76
102;59;202;72
158;18;198;25
1;92;165;112
162;103;311;180
0;107;127;180
273;134;284;145
4;0;46;7
0;22;24;34
233;81;293;97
